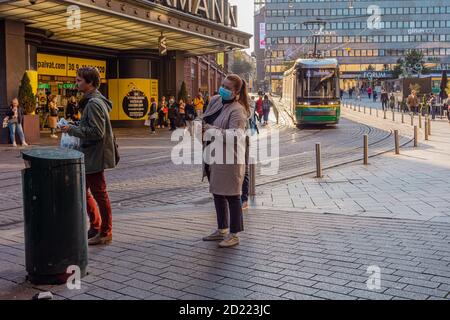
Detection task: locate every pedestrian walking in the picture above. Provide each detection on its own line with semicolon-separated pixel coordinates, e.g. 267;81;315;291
5;98;28;147
202;74;249;248
184;97;196;134
367;86;373;100
178;99;186;127
262;95;272;125
407;90;419;114
194;93;204;118
429;93;437;120
157;96;167;128
381;89;389;111
373;90;378;102
389;93;396;110
65;96;80;122
444;93;450;123
148;97;157;134
256;95;263;123
61;67;117;246
48;95;59;138
168;96;178;131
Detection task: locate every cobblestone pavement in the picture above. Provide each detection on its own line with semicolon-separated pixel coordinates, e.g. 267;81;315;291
1;205;449;300
253;102;450;222
1;102;449;300
0;105;407;227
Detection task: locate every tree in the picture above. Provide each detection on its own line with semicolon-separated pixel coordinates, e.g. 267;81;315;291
18;72;35;115
392;58;403;79
177;81;188;102
230;54;254;79
440;70;448;99
402;49;430;77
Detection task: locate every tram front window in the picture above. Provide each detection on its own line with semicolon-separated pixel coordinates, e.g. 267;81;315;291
299;69;337;99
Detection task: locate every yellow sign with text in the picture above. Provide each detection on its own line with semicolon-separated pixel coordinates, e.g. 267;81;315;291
67;57;106;78
37;53;67;76
109;78;159;121
37;54;106;78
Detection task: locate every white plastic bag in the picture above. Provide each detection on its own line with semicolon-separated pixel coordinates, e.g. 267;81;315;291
58;118;80;149
60;132;80;150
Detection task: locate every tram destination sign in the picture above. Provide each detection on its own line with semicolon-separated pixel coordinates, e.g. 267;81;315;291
147;0;238;28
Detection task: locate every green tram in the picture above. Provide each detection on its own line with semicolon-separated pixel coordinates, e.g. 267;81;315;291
282;58;341;127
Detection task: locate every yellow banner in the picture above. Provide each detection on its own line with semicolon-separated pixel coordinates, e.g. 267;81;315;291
67;57;106;79
37;53;67;76
37;53;106;78
217;52;224;67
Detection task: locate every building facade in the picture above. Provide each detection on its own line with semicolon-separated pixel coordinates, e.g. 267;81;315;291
0;0;250;141
255;0;450;92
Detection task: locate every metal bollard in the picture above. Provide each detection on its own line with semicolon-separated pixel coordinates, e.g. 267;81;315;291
370;106;372;115
364;105;366;114
315;143;323;178
384;110;387;119
363;134;369;165
249;163;256;197
358;104;361;112
425;121;429;140
376;108;379;117
394;130;400;155
392;110;395;121
410;113;414;126
401;111;404;123
427;117;431;136
414;125;418;147
418;114;422;129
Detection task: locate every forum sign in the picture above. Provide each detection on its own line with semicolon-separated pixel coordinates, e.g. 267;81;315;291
157;0;238;28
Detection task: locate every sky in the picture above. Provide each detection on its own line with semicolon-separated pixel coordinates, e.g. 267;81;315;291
230;0;255;53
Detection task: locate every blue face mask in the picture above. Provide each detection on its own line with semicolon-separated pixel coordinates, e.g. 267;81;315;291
219;86;235;101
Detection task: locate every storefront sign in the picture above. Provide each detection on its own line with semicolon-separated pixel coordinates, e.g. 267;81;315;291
67;57;106;78
408;28;436;35
37;53;67;76
122;83;149;119
37;54;106;78
362;71;392;79
157;0;237;27
109;79;157;121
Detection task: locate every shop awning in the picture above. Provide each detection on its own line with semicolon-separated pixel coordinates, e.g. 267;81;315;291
0;0;251;56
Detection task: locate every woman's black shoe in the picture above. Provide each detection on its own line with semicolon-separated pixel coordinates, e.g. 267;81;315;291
88;228;99;240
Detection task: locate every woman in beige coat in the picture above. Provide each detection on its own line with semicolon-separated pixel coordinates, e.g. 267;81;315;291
202;74;250;248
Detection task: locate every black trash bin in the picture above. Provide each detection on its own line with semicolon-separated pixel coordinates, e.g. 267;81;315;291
22;147;88;285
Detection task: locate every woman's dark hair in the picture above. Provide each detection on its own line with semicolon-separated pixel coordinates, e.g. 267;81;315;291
77;67;101;88
264;95;269;100
226;74;250;117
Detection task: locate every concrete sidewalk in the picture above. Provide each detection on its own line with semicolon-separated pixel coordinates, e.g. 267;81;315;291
0;204;449;300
